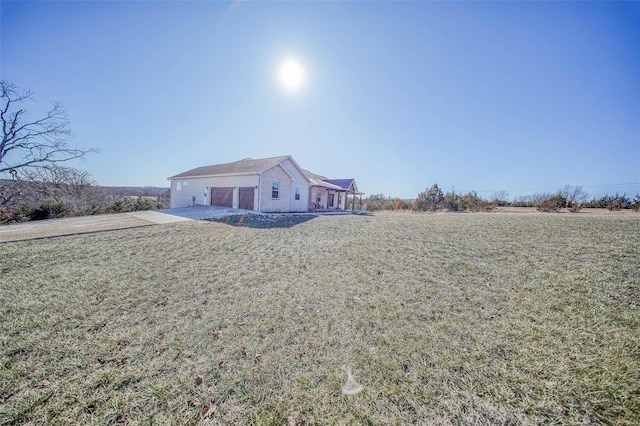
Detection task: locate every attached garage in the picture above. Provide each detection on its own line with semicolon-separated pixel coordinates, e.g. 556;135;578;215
169;156;333;211
238;187;255;210
210;187;233;208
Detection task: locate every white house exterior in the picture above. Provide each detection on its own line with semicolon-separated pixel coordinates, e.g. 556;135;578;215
168;155;362;213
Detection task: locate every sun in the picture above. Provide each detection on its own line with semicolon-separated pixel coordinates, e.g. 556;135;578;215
278;58;306;92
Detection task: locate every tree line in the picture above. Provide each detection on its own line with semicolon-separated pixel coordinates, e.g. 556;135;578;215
2;80;638;222
0;81;167;223
364;184;640;213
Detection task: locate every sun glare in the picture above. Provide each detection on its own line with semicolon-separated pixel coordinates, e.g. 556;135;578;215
278;58;306;92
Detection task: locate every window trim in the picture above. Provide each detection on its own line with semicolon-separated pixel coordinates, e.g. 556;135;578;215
295;186;300;201
272;182;279;199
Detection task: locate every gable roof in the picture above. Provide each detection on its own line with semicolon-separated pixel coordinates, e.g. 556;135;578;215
303;171;363;193
169;156;362;194
303;169;328;181
308;178;344;191
323;179;356;190
169;155;293;180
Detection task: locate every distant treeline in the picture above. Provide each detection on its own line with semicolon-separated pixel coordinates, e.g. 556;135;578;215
0;169;169;223
363;184;640;213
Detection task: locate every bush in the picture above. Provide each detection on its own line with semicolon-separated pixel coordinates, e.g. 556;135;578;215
607;194;631;211
511;196;534;207
443;191;461;212
363;194;411;211
108;196;161;213
534;192;565;212
562;185;588;213
490;191;510;206
444;191;493;212
414;184;444;212
0;206;14;223
584;193;631;210
29;201;72;220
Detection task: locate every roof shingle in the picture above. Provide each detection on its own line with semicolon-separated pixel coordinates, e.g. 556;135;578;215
169;155;290;179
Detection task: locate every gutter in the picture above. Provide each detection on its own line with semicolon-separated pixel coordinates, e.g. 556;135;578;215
257;174;261;213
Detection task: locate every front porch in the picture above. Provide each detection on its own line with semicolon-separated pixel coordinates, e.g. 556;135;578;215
308;178;364;212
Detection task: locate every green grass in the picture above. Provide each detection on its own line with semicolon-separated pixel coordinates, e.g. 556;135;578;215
1;212;638;425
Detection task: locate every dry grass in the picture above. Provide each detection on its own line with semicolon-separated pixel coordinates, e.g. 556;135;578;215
1;212;638;425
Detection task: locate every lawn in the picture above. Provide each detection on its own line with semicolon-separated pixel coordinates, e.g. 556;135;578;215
1;212;638;425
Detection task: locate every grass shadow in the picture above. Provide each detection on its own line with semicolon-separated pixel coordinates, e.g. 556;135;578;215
207;213;318;229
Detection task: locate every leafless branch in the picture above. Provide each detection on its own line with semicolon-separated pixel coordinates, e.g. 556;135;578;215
0;80;96;177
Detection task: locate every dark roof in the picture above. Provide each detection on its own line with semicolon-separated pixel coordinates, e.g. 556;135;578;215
323;179;355;190
169;155;290;179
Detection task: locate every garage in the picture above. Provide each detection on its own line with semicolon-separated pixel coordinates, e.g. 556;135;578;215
210;187;233;208
238;187;255;210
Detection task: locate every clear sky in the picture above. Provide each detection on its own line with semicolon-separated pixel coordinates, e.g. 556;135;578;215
2;0;639;200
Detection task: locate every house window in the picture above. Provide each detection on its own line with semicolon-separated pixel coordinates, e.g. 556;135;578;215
295;187;300;200
272;182;279;199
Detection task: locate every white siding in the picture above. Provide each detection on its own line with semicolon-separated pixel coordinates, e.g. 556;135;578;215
259;166;291;212
280;158;310;212
169;157;312;212
170;175;259;209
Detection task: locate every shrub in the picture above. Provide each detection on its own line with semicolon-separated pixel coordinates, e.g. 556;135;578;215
534;192;565;212
414;184;444;212
108;196;161;213
443;191;461;212
606;194;631;211
29;201;72;220
562;185;588;213
490;191;510;206
444;191;493;212
0;206;13;223
363;194;411;211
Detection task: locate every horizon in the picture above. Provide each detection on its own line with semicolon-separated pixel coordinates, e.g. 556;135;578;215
1;1;638;200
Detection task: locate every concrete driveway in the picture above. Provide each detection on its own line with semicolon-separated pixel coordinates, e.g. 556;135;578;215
0;210;191;243
0;206;359;242
156;205;258;220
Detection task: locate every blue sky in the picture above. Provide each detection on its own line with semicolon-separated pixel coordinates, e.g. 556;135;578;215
2;1;639;200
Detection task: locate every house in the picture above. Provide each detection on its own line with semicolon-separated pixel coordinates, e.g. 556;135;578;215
168;155;363;213
304;170;362;211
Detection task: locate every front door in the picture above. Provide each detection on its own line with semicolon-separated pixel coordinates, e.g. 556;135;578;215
328;193;335;208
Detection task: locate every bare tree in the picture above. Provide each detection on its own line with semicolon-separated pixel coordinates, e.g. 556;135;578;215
490;190;510;206
561;185;588;213
1;81;95;177
20;166;95;202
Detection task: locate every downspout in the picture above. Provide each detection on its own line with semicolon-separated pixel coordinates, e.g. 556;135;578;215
257;174;261;213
